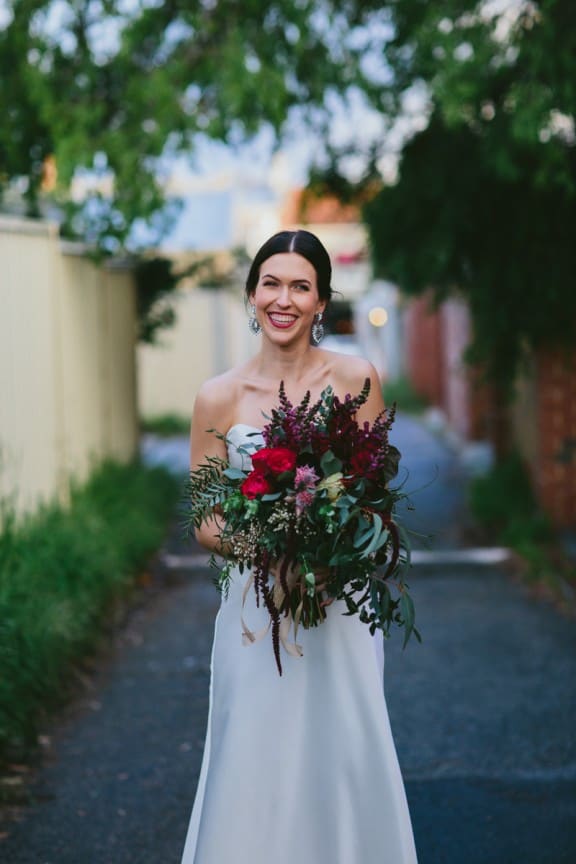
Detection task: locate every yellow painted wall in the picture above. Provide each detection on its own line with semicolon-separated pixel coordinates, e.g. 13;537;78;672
0;217;138;519
138;284;255;420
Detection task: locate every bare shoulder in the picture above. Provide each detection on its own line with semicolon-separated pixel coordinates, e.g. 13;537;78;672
192;368;242;433
320;351;381;395
319;350;385;422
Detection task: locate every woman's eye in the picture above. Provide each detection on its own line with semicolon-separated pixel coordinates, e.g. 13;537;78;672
294;284;309;292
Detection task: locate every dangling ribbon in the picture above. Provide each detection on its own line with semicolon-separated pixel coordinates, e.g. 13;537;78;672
240;566;303;661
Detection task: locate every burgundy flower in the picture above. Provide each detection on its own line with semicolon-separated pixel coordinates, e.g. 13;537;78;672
240;472;272;499
350;450;376;476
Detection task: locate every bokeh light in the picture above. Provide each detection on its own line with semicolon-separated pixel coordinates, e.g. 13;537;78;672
368;306;388;327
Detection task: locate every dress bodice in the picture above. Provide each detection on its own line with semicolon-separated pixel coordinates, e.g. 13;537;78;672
225;424;263;470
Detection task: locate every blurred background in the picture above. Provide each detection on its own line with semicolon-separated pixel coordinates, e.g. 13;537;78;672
2;0;575;544
1;1;575;860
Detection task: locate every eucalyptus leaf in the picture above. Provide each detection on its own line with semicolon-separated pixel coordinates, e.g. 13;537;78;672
223;467;248;481
320;450;343;475
360;518;390;558
400;592;416;648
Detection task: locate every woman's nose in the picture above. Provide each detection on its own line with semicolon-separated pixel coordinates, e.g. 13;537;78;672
277;285;291;306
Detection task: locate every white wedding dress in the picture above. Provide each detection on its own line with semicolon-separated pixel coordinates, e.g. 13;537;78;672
181;425;418;864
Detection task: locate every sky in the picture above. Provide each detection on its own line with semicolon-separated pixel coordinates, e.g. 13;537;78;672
153;82;430;253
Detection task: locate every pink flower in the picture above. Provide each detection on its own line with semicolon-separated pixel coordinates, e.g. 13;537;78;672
295;489;315;517
294;465;319;490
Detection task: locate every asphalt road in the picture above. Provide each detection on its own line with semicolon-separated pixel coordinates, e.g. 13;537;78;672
2;417;574;863
1;558;575;864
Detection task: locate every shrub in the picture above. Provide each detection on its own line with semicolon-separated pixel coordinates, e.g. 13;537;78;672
469;452;553;573
0;461;180;761
140;413;190;437
383;377;428;415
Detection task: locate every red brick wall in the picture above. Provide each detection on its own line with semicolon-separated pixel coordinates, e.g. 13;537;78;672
442;298;473;441
404;293;444;406
404;293;576;528
534;348;576;528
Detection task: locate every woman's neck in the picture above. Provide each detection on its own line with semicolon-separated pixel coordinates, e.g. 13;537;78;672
253;340;319;386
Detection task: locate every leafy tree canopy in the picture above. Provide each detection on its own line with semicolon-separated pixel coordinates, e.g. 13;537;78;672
361;0;576;385
0;0;386;251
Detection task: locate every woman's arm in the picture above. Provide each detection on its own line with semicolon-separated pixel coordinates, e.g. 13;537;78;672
189;379;233;555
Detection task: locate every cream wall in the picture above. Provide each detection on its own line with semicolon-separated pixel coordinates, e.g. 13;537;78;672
0;217;138;519
138;285;255;420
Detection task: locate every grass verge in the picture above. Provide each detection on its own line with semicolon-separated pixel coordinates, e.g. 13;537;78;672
383;377;429;415
0;460;180;768
469;452;575;606
140;413;190;437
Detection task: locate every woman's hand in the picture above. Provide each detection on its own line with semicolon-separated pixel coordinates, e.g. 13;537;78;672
310;566;335;607
270;560;334;607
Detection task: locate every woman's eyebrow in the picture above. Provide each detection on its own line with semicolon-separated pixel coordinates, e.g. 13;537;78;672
261;273;312;285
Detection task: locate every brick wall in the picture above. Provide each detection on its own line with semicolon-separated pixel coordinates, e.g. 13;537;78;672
534;348;576;528
404;293;444;406
404;294;493;442
404;290;576;528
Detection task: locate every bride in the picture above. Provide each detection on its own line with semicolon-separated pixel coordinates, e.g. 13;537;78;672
181;229;418;863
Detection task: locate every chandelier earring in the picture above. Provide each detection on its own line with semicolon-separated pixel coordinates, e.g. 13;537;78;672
248;303;261;335
311;311;325;345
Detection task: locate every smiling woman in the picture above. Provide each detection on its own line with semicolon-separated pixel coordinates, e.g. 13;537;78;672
181;230;418;864
252;252;324;341
245;230;331;347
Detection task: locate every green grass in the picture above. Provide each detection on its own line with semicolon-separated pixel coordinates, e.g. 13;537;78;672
0;460;180;764
383;377;429;415
140;413;190;436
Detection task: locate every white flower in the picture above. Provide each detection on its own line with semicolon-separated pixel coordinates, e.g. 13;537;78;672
317;472;344;501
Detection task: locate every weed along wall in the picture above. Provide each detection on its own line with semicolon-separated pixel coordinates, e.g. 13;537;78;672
0;216;139;519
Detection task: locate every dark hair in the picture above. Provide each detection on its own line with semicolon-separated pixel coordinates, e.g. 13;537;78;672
245;230;333;303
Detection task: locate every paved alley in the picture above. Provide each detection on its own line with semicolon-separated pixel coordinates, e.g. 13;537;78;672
1;416;575;863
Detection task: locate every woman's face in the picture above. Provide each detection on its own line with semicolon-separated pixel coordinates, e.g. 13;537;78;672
250;252;326;345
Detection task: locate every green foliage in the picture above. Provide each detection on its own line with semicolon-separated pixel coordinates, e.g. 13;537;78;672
361;0;576;387
383;376;428;415
135;257;179;344
364;110;576;385
469;452;552;571
141;414;190;437
0;460;179;762
134;250;247;343
0;0;387;251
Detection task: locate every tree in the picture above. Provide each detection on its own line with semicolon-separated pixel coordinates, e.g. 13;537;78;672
0;0;387;251
361;0;576;386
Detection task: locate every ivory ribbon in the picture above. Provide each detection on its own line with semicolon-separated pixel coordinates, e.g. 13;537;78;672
240;570;303;658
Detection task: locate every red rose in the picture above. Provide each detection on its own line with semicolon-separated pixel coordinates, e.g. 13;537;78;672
240;472;272;499
252;447;297;475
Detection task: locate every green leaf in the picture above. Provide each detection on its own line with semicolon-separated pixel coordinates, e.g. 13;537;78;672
400;592;416;648
360;515;390;558
223;467;247;480
320;450;343;476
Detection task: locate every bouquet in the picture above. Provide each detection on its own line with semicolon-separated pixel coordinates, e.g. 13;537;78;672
187;378;418;674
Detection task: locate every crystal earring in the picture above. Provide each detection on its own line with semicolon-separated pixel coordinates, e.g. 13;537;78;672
248;303;261;335
311;312;324;345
